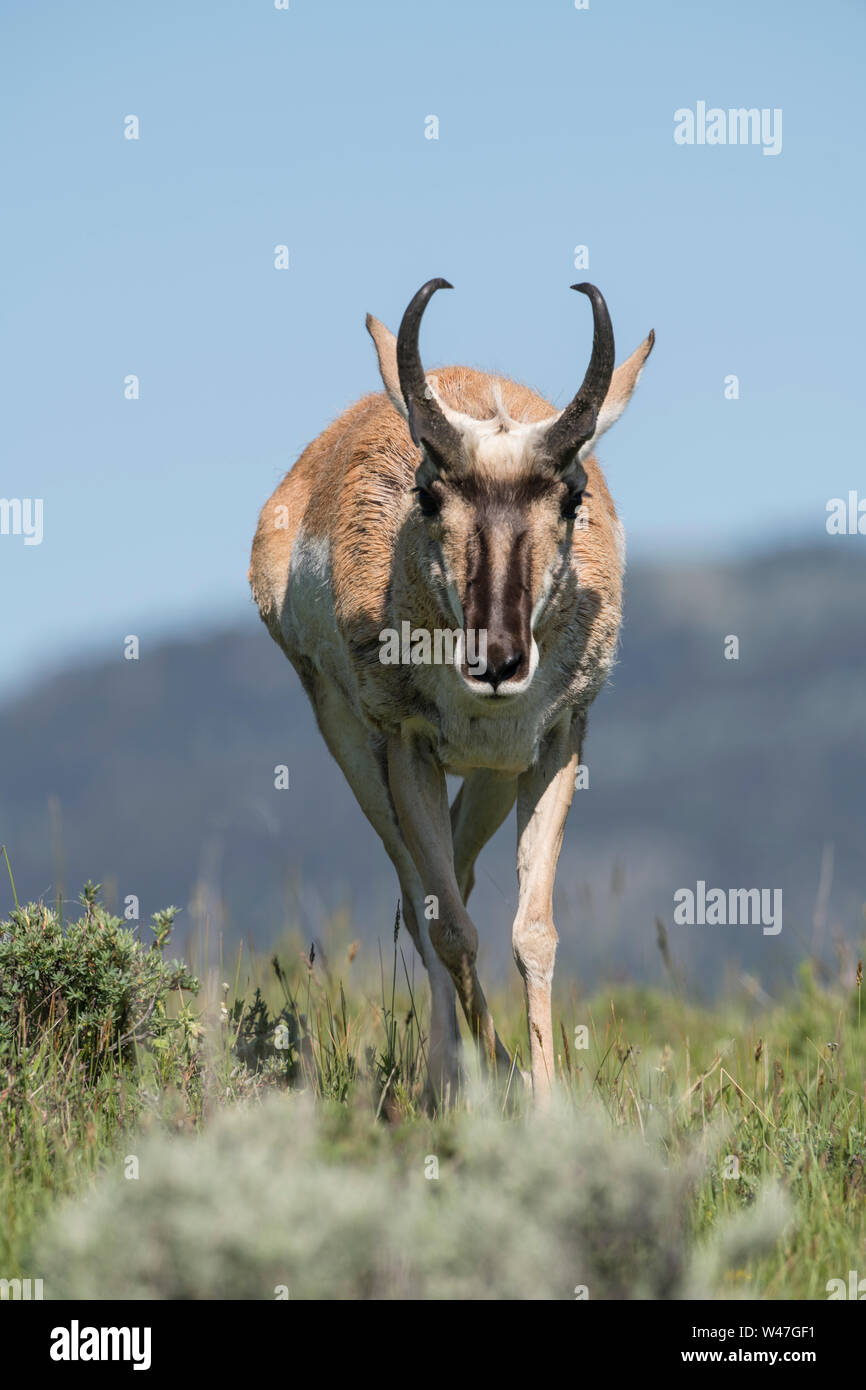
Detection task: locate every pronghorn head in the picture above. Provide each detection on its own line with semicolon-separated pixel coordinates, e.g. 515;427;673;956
368;279;653;699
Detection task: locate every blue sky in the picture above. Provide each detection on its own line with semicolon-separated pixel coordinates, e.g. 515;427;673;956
1;0;863;696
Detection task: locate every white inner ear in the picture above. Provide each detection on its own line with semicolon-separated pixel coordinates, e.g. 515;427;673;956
576;335;654;459
576;393;631;461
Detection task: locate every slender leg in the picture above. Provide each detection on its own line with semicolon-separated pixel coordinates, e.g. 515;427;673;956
309;679;459;1099
514;712;584;1098
450;770;517;904
387;728;513;1076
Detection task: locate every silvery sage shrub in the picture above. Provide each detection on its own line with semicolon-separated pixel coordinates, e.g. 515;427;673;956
34;1092;785;1300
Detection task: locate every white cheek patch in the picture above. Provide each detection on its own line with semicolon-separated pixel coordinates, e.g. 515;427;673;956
445;580;464;627
440;543;464;625
431;543;464;626
530;545;569;634
530;569;553;634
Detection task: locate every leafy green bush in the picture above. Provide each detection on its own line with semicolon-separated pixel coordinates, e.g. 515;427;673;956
231;985;302;1083
0;882;198;1073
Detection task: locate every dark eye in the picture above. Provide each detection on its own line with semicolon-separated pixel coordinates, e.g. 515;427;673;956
414;486;441;518
561;489;584;521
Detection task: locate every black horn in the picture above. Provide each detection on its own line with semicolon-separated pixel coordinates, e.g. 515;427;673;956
544;283;615;465
396;278;463;462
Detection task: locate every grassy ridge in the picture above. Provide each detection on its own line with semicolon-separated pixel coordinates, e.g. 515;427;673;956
1;886;864;1298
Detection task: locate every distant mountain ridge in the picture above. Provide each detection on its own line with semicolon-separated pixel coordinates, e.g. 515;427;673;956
1;542;863;995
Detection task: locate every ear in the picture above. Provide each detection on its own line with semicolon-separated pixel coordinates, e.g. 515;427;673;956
365;314;409;421
578;330;655;461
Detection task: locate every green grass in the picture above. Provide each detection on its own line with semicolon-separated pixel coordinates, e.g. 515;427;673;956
1;882;864;1299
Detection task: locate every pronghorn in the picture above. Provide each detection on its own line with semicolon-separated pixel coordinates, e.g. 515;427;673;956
250;279;653;1102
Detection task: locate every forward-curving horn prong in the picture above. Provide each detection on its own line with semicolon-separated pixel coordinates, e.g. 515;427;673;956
396;278;463;463
543;283;616;467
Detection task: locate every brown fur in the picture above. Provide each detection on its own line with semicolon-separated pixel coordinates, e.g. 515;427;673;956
250;366;623;716
248;312;653;1100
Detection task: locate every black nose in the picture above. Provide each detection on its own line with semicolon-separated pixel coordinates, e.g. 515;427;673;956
477;650;524;691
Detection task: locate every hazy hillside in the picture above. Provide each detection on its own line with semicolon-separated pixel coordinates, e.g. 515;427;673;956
1;542;863;995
